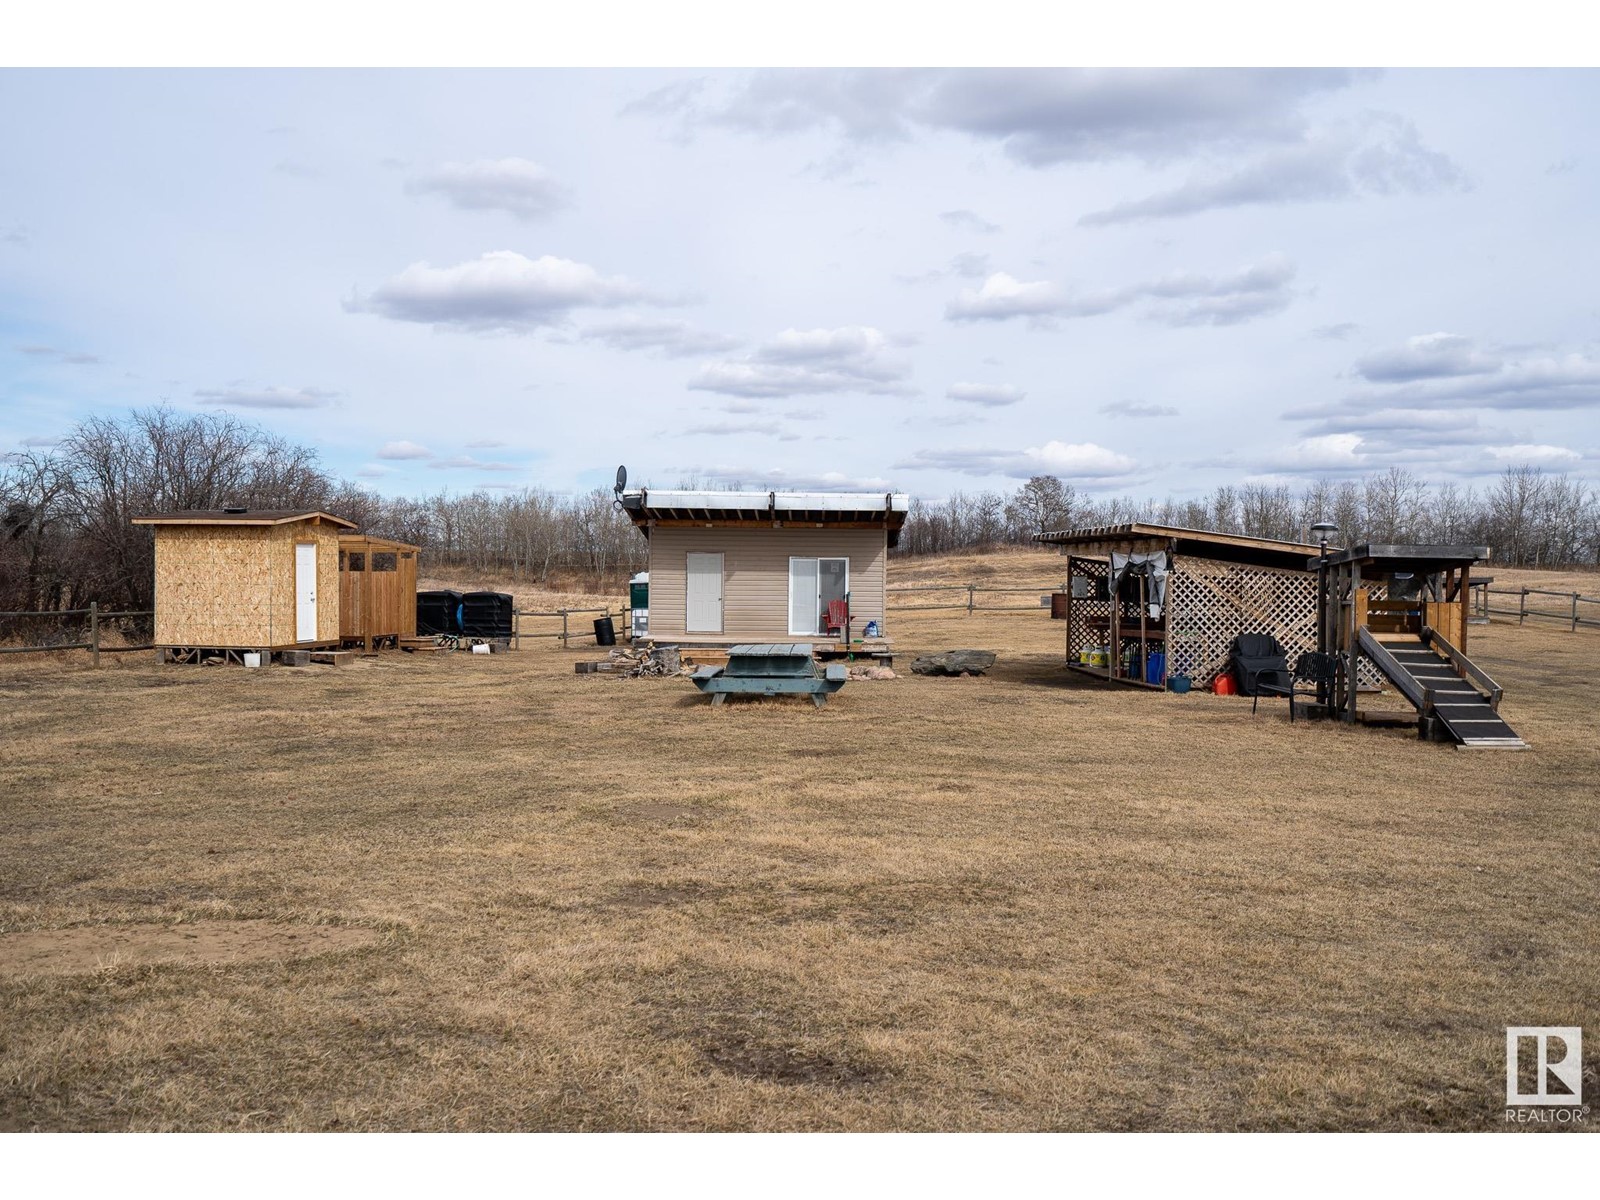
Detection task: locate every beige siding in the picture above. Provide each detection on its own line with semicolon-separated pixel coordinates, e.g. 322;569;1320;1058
647;526;887;641
152;521;340;647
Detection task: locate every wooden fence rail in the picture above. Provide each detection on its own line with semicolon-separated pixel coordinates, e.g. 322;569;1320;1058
886;582;1064;615
512;604;629;650
0;604;155;664
1477;586;1600;632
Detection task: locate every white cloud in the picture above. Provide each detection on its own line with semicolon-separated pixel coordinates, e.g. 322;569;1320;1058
580;316;742;357
689;325;913;398
1079;115;1467;226
1101;400;1178;418
404;158;570;221
896;440;1139;482
682;465;895;490
348;251;669;333
945;272;1065;321
1355;332;1502;383
948;256;1296;327
377;440;433;460
682;419;784;436
428;455;520;472
194;385;335;410
940;209;999;233
1483;443;1582;465
947;382;1025;407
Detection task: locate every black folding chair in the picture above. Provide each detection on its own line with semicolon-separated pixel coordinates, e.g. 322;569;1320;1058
1249;650;1340;722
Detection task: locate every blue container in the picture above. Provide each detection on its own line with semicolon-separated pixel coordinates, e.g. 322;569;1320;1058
1168;674;1192;694
1145;651;1166;685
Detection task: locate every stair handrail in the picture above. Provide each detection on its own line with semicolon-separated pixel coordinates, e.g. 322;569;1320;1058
1422;626;1504;711
1356;626;1435;715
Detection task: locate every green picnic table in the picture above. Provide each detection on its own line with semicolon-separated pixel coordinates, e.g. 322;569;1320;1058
691;643;848;708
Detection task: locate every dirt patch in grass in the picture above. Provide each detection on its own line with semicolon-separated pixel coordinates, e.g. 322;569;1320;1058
0;921;380;976
639;963;892;1088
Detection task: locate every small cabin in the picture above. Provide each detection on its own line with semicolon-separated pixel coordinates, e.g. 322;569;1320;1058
338;532;420;649
131;509;355;652
618;488;908;651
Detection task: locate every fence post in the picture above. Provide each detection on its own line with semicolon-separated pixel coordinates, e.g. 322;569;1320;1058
561;609;569;649
89;601;100;669
1574;592;1581;632
967;584;976;615
1519;588;1528;625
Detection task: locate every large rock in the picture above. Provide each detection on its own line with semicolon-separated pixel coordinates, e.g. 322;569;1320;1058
910;649;997;676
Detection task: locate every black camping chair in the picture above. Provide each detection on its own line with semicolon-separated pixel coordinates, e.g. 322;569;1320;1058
1248;650;1341;722
1231;633;1290;704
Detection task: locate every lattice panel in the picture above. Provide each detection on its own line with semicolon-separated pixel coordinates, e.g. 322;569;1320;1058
1065;557;1110;663
1166;556;1319;685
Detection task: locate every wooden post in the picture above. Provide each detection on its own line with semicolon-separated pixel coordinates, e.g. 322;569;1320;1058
514;611;520;652
967;583;975;614
561;609;569;649
89;601;100;669
1519;587;1528;625
1574;592;1581;632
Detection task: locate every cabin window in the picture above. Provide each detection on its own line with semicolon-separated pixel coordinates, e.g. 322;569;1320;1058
347;553;365;571
372;552;398;572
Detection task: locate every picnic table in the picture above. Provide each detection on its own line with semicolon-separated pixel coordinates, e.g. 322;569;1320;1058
690;643;848;708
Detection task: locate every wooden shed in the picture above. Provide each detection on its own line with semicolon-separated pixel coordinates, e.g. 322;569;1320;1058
131;509;355;653
1035;522;1325;688
338;532;419;650
618;488;908;654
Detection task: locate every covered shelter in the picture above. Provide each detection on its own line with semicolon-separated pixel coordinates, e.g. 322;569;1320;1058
618;488;908;654
338;532;420;650
1034;522;1325;689
1313;543;1522;747
132;508;355;656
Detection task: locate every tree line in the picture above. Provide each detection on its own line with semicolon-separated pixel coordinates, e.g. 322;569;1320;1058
3;407;1596;616
898;470;1600;569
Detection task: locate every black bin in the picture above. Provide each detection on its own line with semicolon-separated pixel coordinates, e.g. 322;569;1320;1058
461;591;513;638
593;616;617;646
416;589;463;636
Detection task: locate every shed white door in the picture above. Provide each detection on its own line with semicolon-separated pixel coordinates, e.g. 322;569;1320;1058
685;552;723;633
294;542;318;642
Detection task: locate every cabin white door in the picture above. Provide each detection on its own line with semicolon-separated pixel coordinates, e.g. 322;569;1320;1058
685;552;724;633
294;542;318;642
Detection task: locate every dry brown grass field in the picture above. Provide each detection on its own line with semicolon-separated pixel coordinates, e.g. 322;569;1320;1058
2;548;1596;1132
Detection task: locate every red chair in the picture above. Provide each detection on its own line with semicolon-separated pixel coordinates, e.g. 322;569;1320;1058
824;598;850;641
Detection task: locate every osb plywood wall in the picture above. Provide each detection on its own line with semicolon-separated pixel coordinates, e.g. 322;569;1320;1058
152;522;341;647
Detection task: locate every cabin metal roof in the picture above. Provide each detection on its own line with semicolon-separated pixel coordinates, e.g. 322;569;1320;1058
620;489;909;544
131;509;358;529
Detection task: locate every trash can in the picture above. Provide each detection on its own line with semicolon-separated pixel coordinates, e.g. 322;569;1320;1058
593;616;617;646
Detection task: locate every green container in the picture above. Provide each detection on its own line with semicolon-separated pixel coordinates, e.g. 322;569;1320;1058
629;579;649;609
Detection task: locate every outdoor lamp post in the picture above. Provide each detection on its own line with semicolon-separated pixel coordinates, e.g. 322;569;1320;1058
1311;521;1339;707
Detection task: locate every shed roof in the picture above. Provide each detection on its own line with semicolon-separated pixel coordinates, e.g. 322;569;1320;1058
1035;522;1326;572
1313;543;1488;571
338;531;421;553
131;509;357;529
621;488;909;545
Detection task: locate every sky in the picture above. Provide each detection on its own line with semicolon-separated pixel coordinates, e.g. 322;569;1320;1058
2;67;1598;501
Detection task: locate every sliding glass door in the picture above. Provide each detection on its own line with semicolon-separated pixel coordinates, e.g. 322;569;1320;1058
788;556;848;636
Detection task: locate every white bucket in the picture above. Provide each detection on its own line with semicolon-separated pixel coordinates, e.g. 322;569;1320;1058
471;643;491;655
243;652;262;668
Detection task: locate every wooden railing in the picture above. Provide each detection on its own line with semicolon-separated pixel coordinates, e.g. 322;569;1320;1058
0;604;154;666
885;582;1063;614
1476;585;1600;631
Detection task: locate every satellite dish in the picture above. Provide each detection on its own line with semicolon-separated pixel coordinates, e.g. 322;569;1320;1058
614;465;628;494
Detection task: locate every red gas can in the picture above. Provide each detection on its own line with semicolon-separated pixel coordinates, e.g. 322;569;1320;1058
1211;671;1237;696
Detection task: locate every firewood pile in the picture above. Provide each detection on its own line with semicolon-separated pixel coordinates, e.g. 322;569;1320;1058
574;646;686;677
